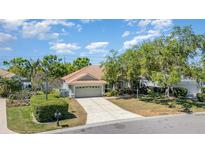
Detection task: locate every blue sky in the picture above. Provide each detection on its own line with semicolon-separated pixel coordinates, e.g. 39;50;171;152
0;19;205;67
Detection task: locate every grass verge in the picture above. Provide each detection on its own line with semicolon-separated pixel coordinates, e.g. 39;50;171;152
108;97;205;117
7;95;87;133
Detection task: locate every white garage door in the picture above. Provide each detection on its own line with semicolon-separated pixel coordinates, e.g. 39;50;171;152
75;85;102;98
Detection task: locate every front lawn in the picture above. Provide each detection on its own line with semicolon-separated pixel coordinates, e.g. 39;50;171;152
108;97;205;117
7;94;87;133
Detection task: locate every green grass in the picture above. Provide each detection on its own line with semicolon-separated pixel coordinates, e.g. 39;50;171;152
30;94;65;105
108;96;205;117
7;94;87;133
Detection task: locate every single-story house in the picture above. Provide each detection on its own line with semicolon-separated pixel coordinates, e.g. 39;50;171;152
141;77;203;97
0;68;31;88
61;65;106;98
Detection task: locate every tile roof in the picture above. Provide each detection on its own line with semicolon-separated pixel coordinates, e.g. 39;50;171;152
0;69;16;78
62;65;106;84
69;80;107;85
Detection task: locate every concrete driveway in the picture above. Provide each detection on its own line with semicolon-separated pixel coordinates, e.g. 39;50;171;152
76;97;142;124
0;98;15;134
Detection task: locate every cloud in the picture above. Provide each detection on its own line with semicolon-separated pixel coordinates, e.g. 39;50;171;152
0;32;16;43
151;19;173;30
86;42;109;53
0;19;26;31
76;24;82;32
21;20;75;40
80;19;96;24
137;19;152;27
0;19;77;40
123;29;161;49
125;19;172;29
0;47;13;51
123;19;173;49
125;19;139;26
137;19;173;30
122;31;130;38
50;42;80;54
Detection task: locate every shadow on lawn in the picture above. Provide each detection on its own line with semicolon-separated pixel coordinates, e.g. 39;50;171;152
58;112;77;128
64;112;77;119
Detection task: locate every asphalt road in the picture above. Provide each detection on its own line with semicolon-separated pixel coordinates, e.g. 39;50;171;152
44;113;205;134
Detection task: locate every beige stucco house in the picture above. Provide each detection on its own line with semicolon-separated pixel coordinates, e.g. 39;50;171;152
61;65;106;98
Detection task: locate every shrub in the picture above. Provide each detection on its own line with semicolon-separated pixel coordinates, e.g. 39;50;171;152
36;91;44;95
181;103;192;113
6;99;29;107
104;90;119;97
33;100;69;122
201;87;205;94
123;88;132;95
168;102;176;108
0;78;22;97
153;87;166;93
173;87;188;97
147;87;163;98
0;86;8;97
50;89;60;98
196;93;205;102
139;86;148;94
8;90;33;100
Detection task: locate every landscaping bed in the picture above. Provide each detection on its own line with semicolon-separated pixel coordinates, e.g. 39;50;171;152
108;96;205;117
6;94;87;133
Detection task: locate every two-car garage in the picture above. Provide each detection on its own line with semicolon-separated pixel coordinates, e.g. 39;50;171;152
75;85;102;98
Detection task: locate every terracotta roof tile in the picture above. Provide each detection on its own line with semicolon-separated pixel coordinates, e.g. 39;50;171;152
0;69;16;78
62;65;106;84
69;80;107;85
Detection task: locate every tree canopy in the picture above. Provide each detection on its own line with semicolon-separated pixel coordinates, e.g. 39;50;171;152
103;26;205;97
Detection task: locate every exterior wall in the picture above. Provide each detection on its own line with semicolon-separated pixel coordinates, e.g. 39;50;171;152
62;81;69;90
173;79;201;96
140;78;201;96
101;85;105;95
78;75;97;81
69;85;75;97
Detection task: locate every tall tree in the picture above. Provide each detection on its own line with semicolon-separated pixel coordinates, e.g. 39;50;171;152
103;50;121;90
41;55;68;78
3;58;30;78
72;57;91;70
3;58;40;82
140;37;182;97
119;48;142;90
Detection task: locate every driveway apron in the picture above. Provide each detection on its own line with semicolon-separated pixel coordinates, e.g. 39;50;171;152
76;97;142;124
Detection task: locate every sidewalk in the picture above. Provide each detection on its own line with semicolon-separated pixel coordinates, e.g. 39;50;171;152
0;98;15;134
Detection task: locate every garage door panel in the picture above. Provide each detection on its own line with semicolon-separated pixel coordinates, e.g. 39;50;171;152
75;85;102;97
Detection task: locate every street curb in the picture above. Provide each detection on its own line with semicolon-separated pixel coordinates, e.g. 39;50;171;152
40;112;193;134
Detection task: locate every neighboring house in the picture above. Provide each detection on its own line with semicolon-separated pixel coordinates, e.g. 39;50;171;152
173;78;202;96
0;68;31;88
61;65;106;98
141;77;202;97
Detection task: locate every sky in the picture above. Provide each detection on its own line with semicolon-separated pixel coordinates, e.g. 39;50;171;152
0;19;205;67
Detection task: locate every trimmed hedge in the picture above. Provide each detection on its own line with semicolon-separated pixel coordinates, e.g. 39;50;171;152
33;100;69;122
201;87;205;94
173;87;188;97
196;93;205;102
